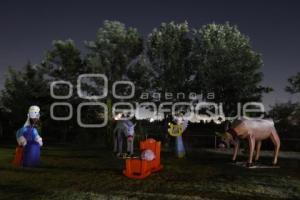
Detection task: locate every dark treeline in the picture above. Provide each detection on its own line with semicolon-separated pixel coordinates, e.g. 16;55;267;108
0;20;299;148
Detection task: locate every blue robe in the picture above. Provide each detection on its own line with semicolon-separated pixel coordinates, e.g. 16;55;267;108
176;136;185;158
174;120;188;158
16;126;41;167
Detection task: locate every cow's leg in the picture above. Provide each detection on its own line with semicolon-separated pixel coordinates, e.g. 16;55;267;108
232;139;239;162
247;134;256;166
254;141;262;162
270;130;280;165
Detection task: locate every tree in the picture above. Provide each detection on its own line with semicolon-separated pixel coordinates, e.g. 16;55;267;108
1;63;49;133
1;41;84;142
270;102;298;123
42;39;83;83
41;39;86;143
286;72;300;94
85;20;143;86
268;73;300;140
147;21;194;98
0;20;275;144
284;72;300;126
85;20;144;111
127;54;155;99
289;106;300;125
191;23;272;116
269;102;300;142
85;20;144;146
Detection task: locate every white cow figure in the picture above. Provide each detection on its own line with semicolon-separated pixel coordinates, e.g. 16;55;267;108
225;118;281;167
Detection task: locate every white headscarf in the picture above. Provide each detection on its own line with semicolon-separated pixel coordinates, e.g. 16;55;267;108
24;105;40;127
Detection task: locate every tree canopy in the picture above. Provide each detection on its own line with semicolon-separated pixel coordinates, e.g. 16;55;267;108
147;21;193;96
0;20;272;142
1;63;49;130
191;23;272;115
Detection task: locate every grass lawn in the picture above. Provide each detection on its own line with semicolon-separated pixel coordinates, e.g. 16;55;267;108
0;146;299;200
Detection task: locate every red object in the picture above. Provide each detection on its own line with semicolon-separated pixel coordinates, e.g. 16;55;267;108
123;138;163;179
12;146;24;166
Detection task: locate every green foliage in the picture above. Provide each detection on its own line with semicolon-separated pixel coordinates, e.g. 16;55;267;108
192;23;272;115
41;39;84;142
147;21;194;96
0;20;272;143
127;54;155;99
85;20;143;85
286;72;300;94
84;21;144;147
43;39;83;83
270;102;298;122
269;102;300;138
1;63;49;131
269;72;300;136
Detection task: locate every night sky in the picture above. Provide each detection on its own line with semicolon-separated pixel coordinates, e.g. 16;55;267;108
0;0;299;109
